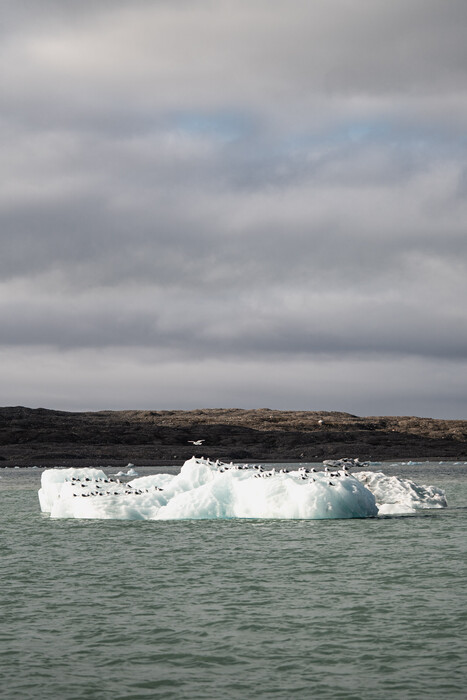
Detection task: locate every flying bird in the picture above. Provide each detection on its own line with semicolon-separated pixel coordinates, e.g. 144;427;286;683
188;439;205;445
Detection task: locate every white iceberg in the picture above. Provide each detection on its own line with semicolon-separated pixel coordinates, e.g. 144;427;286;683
353;471;448;515
38;467;107;513
114;467;139;477
37;457;447;521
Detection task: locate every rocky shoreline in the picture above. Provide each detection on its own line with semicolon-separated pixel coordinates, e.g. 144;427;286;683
1;406;466;467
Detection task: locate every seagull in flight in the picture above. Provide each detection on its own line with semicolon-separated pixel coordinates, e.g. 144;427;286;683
188;439;205;445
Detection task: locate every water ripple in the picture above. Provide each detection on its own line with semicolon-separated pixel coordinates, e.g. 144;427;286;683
1;470;467;699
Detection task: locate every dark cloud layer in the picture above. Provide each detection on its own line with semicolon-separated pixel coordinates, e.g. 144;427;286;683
1;1;467;416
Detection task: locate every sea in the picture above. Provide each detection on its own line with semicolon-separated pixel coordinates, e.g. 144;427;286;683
1;461;467;700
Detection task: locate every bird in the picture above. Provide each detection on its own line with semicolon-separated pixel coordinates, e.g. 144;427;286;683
188;439;205;445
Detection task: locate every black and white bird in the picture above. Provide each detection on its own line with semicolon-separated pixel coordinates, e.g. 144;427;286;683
188;439;205;445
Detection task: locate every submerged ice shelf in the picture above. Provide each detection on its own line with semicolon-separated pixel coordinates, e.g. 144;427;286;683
38;457;447;521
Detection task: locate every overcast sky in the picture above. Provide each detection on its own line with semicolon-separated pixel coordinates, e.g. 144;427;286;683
1;0;467;417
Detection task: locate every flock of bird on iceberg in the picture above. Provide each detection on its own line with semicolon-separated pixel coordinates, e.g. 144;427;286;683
38;456;447;520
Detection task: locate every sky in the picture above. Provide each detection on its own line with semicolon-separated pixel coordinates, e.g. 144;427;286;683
1;0;467;418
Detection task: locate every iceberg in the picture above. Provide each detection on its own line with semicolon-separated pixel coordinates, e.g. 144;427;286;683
114;467;139;477
353;471;447;514
38;467;107;513
38;457;447;521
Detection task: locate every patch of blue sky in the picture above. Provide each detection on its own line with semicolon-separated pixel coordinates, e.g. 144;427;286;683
283;119;391;151
282;117;465;155
347;122;387;142
171;111;256;142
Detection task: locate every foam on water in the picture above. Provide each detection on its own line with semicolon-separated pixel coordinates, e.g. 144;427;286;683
37;457;448;521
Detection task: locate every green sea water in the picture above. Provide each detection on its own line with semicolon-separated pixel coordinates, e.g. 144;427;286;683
1;462;467;700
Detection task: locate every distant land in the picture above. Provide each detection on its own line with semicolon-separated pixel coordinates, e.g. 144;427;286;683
1;406;466;467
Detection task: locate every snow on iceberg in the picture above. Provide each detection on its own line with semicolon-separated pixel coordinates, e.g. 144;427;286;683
354;471;447;515
38;467;107;513
37;458;447;521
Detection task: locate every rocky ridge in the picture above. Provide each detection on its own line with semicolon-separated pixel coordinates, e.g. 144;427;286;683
1;406;466;467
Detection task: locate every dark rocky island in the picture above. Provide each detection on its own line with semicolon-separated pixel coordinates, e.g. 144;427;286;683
1;406;466;467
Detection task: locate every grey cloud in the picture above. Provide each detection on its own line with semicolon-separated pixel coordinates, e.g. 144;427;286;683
1;347;467;418
2;274;467;364
2;1;467;126
1;1;467;416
